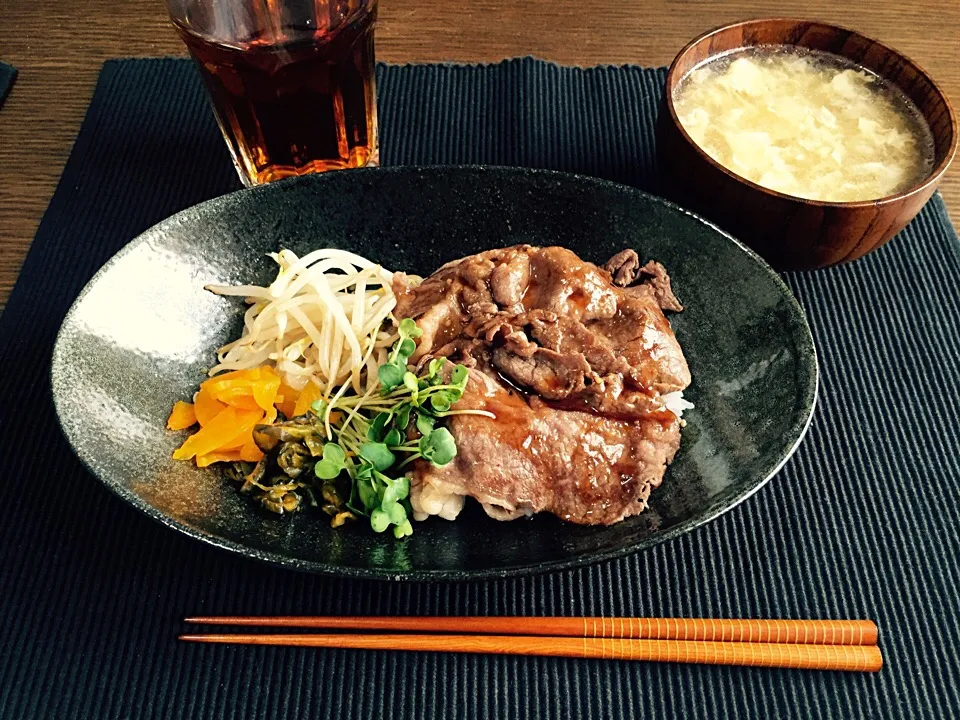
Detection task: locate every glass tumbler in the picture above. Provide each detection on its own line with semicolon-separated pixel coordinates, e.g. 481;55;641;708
165;0;379;186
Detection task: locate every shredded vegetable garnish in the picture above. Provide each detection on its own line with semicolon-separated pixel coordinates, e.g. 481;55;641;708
205;249;398;395
167;366;282;467
250;322;485;538
169;249;484;538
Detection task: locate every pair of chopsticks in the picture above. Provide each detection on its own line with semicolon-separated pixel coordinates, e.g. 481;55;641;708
181;616;882;672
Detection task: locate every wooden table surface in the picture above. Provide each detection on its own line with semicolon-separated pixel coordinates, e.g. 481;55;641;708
3;0;958;311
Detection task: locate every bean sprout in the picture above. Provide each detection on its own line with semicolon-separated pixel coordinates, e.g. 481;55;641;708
206;249;397;395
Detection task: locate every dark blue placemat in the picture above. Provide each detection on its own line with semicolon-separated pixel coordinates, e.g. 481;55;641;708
0;61;17;107
1;57;958;720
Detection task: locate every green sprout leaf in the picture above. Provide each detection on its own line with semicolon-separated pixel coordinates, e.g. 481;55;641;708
451;364;469;388
357;477;378;510
398;318;423;339
429;391;453;413
395;403;412;430
398;337;417;360
323;443;345;463
370;509;390;533
403;371;419;394
392;477;410;501
367;412;390;441
416;413;435;436
387;502;407;525
293;318;460;540
358;442;396;472
381;483;398;510
314;442;346;480
378;363;405;391
420;427;457;466
428;357;446;377
384;428;402;447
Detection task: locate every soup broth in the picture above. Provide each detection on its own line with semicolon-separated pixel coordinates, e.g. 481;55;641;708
673;46;935;202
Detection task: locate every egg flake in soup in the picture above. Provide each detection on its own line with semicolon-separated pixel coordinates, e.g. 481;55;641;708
673;47;935;203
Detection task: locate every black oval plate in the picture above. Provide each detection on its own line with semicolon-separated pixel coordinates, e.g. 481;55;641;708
51;166;817;581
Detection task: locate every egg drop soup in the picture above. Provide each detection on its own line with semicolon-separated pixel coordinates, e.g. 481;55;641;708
672;46;935;202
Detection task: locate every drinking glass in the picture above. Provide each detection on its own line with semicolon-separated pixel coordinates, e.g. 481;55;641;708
165;0;379;186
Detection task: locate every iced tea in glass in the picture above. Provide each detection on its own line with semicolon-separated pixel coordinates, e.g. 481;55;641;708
166;0;379;186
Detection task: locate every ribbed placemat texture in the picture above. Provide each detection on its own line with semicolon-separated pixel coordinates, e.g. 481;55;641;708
1;57;958;719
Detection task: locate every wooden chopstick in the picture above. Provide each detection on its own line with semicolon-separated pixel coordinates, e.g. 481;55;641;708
184;616;878;646
178;633;882;672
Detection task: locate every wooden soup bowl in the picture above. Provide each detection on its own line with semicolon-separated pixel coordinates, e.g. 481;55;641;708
658;18;957;270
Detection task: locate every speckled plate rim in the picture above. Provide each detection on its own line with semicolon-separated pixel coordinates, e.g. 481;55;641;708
51;165;819;581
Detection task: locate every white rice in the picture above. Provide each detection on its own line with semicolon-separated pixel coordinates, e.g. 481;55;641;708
663;391;695;419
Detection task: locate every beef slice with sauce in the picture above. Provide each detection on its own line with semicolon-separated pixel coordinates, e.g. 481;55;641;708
394;245;691;526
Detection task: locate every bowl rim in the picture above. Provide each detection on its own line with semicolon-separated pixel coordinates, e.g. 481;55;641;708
663;17;959;209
